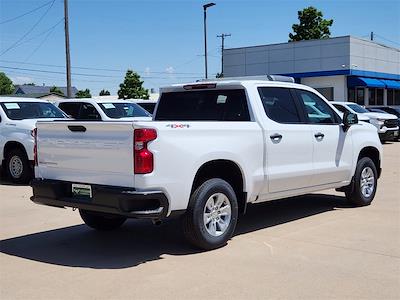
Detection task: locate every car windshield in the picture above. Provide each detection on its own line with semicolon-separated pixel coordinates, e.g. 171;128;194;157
99;102;150;118
347;103;369;113
0;102;66;120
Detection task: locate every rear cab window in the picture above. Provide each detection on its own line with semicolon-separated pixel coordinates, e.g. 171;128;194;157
155;89;250;121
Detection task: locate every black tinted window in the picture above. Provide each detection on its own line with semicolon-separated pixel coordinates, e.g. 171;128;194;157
99;102;150;118
137;103;156;114
333;104;347;113
155;89;250;121
58;102;81;118
296;90;338;124
258;87;301;123
79;103;101;120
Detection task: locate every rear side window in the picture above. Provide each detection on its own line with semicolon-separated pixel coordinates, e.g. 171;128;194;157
79;103;101;120
155;89;250;121
137;102;156;114
59;102;81;118
258;87;301;123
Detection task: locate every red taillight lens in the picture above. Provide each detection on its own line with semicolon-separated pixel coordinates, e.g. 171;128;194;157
32;128;38;166
134;128;157;174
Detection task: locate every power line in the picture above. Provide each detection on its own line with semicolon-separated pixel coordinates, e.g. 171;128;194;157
0;0;54;25
16;18;64;48
374;34;400;47
24;19;64;62
0;65;202;79
0;59;205;75
0;0;56;56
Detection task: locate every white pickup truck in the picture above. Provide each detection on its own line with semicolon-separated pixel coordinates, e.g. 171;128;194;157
31;76;383;250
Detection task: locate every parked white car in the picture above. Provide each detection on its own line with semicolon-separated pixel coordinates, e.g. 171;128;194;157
32;76;382;250
0;98;67;182
332;102;399;141
55;98;152;121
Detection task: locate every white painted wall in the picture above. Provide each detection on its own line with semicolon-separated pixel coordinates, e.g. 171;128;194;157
301;75;347;101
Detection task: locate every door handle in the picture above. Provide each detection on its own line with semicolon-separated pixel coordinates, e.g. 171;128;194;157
68;125;87;132
270;133;283;142
314;132;325;139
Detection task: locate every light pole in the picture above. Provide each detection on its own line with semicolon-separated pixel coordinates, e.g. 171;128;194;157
203;2;215;79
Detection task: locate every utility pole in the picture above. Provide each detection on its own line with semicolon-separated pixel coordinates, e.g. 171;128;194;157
217;33;231;77
64;0;72;98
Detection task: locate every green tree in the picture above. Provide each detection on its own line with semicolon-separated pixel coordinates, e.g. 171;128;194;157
0;72;14;95
75;89;92;98
118;70;149;99
99;89;110;96
50;86;64;96
289;7;333;42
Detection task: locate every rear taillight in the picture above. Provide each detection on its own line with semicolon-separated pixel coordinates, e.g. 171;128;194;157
134;128;157;174
32;128;38;166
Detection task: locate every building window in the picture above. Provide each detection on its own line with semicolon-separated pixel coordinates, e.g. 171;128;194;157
369;88;376;106
387;89;394;105
348;88;355;102
395;90;400;105
315;87;334;101
376;89;383;105
356;88;364;105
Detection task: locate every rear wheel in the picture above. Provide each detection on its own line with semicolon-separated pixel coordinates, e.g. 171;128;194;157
345;157;378;206
183;178;238;250
79;209;127;231
6;148;31;183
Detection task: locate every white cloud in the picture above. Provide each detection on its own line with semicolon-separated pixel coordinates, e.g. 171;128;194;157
165;66;175;74
9;76;34;85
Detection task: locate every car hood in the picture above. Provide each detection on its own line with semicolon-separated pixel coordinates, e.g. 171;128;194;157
362;112;398;120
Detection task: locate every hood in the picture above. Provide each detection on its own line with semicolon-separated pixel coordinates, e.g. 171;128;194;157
362;112;398;120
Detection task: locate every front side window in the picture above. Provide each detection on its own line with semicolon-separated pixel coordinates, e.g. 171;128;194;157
296;90;338;124
0;102;65;120
347;103;369;113
99;102;150;119
58;102;81;118
333;104;347;113
258;87;301;123
155;89;250;121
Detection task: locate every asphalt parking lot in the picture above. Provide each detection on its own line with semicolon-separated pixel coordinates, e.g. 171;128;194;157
0;143;399;299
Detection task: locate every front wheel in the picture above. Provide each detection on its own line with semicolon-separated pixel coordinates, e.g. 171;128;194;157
182;178;238;250
79;209;127;231
345;157;378;206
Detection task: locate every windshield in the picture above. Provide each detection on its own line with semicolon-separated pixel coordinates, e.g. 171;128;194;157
0;102;66;120
99;102;150;118
347;103;369;113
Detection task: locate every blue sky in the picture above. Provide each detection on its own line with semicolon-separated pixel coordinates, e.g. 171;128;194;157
1;0;399;95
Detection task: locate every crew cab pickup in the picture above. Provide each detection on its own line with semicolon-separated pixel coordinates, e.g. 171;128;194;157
31;76;383;250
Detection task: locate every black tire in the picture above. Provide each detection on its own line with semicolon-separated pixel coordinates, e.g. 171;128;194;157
345;157;378;206
79;209;126;231
5;148;32;184
183;178;238;250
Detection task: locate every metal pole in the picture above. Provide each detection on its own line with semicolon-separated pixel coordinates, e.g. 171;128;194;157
64;0;72;98
217;33;231;77
204;7;208;79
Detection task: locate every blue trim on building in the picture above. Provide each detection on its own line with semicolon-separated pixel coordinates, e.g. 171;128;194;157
280;69;400;80
381;79;400;89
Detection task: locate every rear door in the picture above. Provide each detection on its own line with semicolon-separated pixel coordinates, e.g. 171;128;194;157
295;89;353;185
257;87;314;195
36;121;135;187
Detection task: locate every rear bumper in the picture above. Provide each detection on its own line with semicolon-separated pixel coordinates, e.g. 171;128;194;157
30;179;169;219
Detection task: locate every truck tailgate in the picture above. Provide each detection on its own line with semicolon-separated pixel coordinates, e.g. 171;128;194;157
35;121;135;187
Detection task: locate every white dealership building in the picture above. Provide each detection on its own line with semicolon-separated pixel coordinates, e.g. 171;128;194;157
223;36;400;106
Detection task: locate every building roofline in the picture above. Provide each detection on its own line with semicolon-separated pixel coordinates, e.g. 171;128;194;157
224;35;400;52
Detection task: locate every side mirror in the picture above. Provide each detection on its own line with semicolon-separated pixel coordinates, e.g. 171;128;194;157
342;111;358;131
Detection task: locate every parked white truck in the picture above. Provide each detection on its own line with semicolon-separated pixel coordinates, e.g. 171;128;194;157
31;76;383;250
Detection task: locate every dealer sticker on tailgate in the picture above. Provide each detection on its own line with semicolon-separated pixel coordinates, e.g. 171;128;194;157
72;184;92;198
